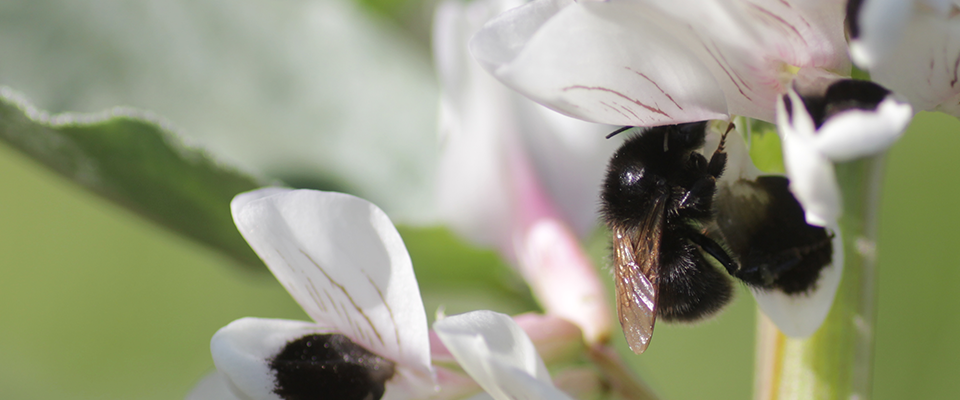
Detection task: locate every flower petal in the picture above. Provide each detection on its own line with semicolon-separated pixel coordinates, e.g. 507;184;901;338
813;88;913;162
433;311;574;400
471;0;728;126
231;188;434;393
628;0;849;120
750;223;845;337
516;102;622;236
185;371;243;400
210;317;405;400
851;0;960;113
516;219;610;344
435;0;620;242
847;0;915;68
210;318;334;400
435;0;521;248
777;91;842;227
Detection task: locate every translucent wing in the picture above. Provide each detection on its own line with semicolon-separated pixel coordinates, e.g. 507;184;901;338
612;199;665;354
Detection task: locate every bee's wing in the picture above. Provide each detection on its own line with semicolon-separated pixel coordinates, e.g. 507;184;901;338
613;201;664;354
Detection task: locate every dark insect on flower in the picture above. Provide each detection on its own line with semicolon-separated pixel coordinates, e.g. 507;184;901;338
601;121;833;354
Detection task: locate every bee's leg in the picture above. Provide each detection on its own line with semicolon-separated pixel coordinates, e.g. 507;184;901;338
706;150;727;179
688;231;738;275
706;123;734;179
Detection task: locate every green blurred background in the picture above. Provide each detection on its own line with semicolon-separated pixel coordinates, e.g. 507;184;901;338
0;1;958;399
1;111;958;400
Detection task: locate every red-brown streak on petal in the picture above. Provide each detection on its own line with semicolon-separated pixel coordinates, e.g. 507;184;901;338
620;104;641;119
599;100;633;121
765;0;814;29
702;43;753;101
563;85;671;117
710;38;754;92
300;249;387;347
626;67;684;110
747;2;808;46
363;272;402;350
795;10;813;29
304;276;329;312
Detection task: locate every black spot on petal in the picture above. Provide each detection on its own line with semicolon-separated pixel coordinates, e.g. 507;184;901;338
782;94;794;125
800;79;890;129
270;334;396;400
846;0;864;39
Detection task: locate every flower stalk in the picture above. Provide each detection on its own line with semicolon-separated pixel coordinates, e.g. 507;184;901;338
754;155;884;400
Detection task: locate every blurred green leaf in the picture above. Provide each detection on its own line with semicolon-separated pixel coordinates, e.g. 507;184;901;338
747;119;786;174
0;88;268;270
398;225;540;321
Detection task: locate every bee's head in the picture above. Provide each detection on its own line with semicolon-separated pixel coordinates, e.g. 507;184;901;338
667;121;709;153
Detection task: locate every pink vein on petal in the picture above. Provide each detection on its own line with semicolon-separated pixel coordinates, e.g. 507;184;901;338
710;38;754;92
702;44;753;101
747;2;807;46
563;85;670;117
626;67;683;110
599;100;632;120
620;104;641;119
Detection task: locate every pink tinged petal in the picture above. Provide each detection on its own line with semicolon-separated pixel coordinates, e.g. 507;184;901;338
435;0;616;248
516;101;623;238
185;372;243;400
231;189;435;395
432;367;483;400
856;0;960;113
434;0;533;250
515;219;611;344
813;96;913;161
210;318;335;400
551;368;605;400
633;0;849;121
432;314;582;365
513;313;584;364
777;92;841;227
470;0;728;126
433;311;575;400
750;224;845;337
749;0;850;72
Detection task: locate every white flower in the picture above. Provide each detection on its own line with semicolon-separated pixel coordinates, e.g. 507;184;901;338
200;188;435;400
433;310;576;400
847;0;960;116
434;0;613;343
470;0;850;125
776;80;912;226
470;0;914;226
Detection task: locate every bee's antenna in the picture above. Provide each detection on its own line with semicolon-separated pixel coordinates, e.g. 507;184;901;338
606;126;634;139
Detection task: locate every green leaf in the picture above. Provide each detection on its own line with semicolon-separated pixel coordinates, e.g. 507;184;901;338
397;225;540;321
0;87;268;270
747;118;786;174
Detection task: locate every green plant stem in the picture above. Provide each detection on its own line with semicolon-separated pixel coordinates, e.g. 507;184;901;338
753;155;884;400
588;345;660;400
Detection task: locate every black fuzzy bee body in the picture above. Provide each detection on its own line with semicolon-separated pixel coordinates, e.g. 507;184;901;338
602;122;832;354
